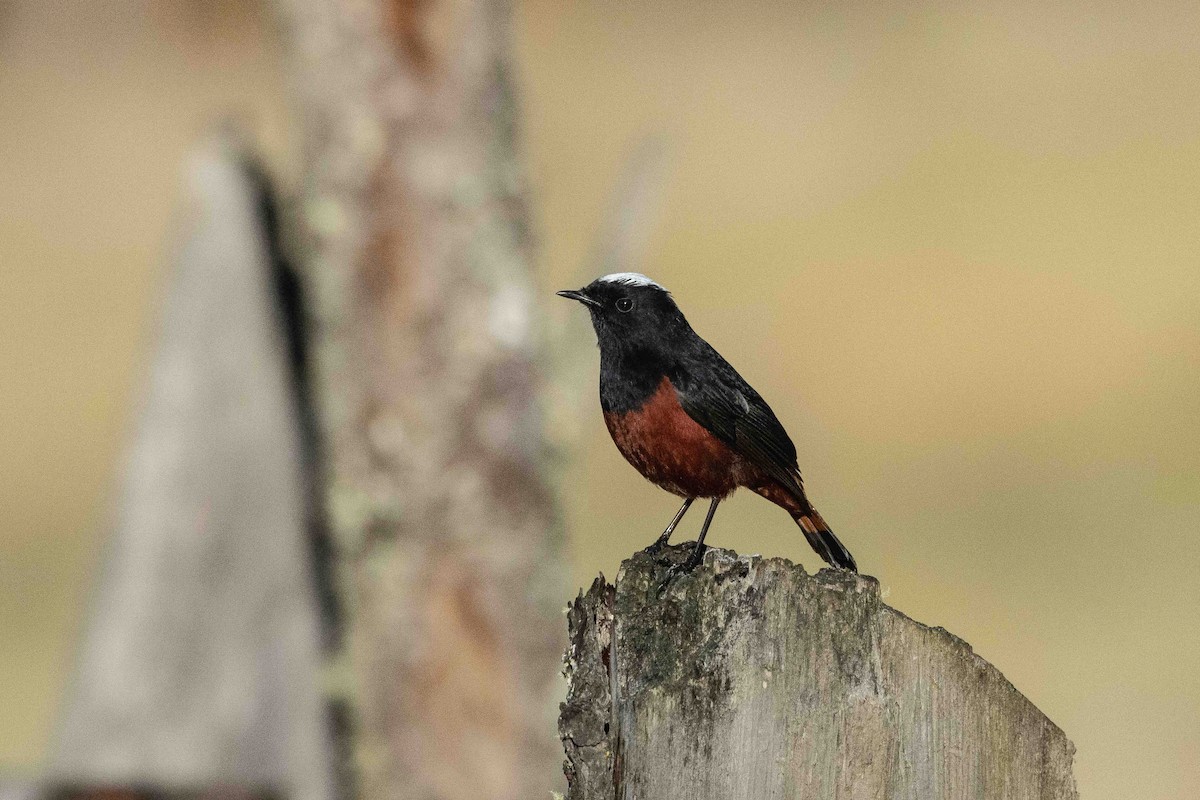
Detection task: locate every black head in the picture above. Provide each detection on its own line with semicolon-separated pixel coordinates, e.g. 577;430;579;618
557;273;691;355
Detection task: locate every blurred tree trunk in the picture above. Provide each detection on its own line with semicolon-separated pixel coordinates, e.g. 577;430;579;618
273;2;566;800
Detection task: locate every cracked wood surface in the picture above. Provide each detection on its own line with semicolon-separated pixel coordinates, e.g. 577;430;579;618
561;544;1077;800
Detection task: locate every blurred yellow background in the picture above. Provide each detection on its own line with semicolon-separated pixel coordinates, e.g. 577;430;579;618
2;1;1198;798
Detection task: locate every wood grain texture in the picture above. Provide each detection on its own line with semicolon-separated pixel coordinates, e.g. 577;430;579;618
561;545;1077;800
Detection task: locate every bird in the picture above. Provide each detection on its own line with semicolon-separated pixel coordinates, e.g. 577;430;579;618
558;272;857;580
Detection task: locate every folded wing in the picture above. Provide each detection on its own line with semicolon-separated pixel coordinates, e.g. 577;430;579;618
671;341;807;502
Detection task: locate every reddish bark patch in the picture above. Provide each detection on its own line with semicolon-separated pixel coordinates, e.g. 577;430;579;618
383;0;434;75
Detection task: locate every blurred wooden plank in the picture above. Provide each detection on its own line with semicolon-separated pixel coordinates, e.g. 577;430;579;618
46;138;333;800
46;786;279;800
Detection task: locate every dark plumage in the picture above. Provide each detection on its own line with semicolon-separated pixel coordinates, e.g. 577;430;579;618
558;273;857;575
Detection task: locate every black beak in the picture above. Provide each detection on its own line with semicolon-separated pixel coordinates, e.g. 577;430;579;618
557;289;602;309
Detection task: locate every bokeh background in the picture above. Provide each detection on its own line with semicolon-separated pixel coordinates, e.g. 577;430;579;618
3;1;1199;797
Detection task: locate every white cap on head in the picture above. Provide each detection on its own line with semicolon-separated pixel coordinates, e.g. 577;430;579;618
596;272;666;290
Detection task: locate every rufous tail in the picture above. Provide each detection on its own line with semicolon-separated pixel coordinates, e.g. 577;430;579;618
793;509;858;572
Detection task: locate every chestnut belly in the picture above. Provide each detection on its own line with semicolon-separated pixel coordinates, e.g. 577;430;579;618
603;378;745;498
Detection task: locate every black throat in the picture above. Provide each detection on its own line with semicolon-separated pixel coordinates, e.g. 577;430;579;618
599;343;672;414
574;278;699;414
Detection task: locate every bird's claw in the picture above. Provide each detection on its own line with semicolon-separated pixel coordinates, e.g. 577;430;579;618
655;549;705;595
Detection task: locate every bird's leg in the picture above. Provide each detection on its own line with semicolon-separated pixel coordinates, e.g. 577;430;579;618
659;498;721;593
683;497;721;569
647;497;694;554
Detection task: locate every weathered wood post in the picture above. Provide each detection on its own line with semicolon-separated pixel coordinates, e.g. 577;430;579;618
561;545;1077;800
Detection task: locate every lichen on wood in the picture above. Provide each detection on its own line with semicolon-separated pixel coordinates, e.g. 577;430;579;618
561;544;1077;800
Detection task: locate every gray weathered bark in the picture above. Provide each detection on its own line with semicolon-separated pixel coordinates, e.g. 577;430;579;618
47;137;334;800
561;545;1077;800
274;2;566;799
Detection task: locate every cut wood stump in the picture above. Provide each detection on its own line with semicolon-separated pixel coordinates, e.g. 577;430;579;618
560;544;1077;800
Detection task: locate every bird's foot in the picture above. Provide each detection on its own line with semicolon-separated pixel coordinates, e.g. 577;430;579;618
645;533;677;563
656;545;707;595
644;538;668;556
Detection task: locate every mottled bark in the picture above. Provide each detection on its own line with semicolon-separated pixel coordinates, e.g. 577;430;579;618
562;545;1077;800
273;2;565;800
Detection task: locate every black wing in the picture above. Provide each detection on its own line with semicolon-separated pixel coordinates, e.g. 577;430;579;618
672;339;807;501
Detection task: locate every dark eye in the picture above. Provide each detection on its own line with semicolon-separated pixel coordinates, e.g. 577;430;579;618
616;297;634;312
